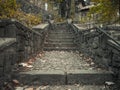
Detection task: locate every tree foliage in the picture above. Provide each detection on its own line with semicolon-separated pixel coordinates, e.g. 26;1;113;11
0;0;42;27
0;0;18;18
89;0;120;23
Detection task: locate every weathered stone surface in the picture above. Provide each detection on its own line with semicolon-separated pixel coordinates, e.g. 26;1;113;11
0;20;47;79
0;68;3;76
104;25;120;30
14;70;65;85
1;20;47;62
74;24;87;30
0;28;5;37
44;24;78;51
0;38;16;49
12;50;114;86
16;85;106;90
32;24;48;30
33;51;97;71
0;54;4;66
0;37;16;77
67;70;113;85
72;23;120;86
15;87;24;90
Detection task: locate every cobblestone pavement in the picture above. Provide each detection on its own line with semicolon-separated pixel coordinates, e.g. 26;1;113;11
32;51;98;71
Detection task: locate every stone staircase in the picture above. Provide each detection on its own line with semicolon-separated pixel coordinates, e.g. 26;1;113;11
13;24;114;90
14;51;114;90
44;24;78;51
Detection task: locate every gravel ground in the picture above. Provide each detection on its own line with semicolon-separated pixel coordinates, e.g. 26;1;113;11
32;51;97;71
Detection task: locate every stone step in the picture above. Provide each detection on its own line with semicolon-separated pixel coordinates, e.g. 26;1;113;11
15;85;106;90
55;27;68;30
13;70;65;85
49;33;73;36
49;31;73;34
44;42;75;47
44;43;75;47
67;70;113;85
44;42;74;45
48;33;74;36
13;70;113;85
48;34;74;38
48;35;75;39
46;38;74;42
48;35;74;38
0;68;3;77
46;39;74;43
44;46;78;51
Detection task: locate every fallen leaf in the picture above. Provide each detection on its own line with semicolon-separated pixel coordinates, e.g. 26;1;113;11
26;65;33;68
40;86;48;90
28;61;33;65
15;87;24;90
90;62;95;66
12;79;20;86
25;87;34;90
105;81;115;86
67;89;71;90
19;63;28;67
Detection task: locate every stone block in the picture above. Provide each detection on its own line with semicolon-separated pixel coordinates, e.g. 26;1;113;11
0;54;4;66
67;70;113;85
14;70;65;85
112;54;120;62
112;62;120;68
0;28;5;37
0;68;3;76
5;24;16;37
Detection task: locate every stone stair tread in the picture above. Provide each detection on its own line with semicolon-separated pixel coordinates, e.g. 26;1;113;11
14;69;113;85
49;32;73;34
44;45;75;48
46;40;74;43
48;33;74;35
47;38;74;40
48;34;74;37
44;47;79;50
15;85;106;90
17;69;113;75
68;69;113;74
44;24;76;51
44;42;74;44
18;70;64;75
67;70;113;85
48;36;74;39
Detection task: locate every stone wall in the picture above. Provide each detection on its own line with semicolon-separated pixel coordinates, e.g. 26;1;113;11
0;19;48;77
0;38;16;77
72;24;120;86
